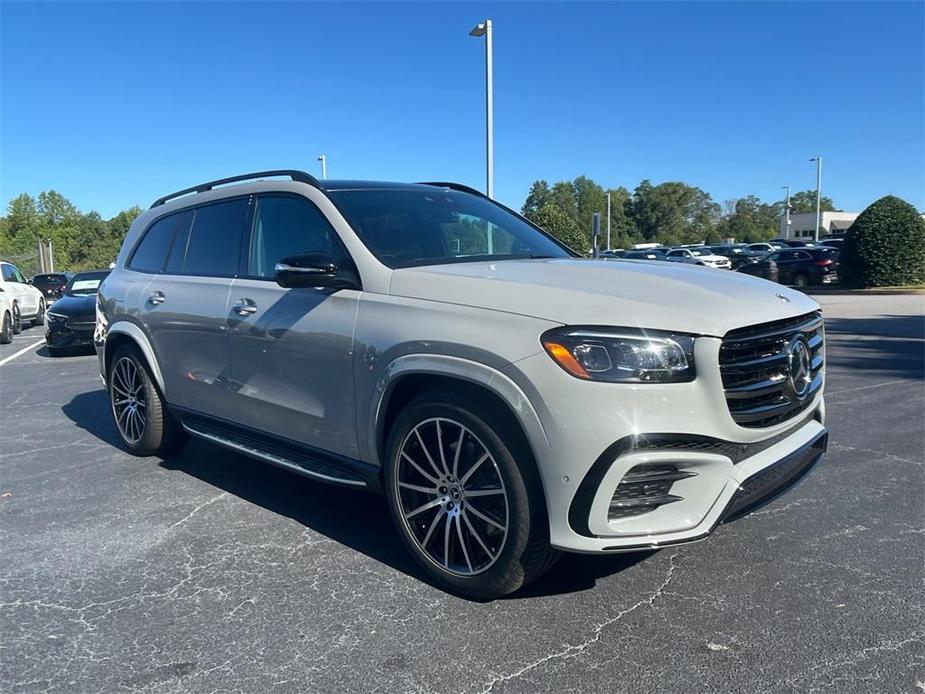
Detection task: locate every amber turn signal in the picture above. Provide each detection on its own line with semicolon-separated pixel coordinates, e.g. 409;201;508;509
542;341;590;379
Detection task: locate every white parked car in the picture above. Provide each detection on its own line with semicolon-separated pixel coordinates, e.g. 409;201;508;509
96;171;828;599
666;247;732;269
0;287;13;344
0;260;46;336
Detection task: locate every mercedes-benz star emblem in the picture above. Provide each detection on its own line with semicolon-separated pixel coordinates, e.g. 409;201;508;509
776;293;790;303
787;336;812;398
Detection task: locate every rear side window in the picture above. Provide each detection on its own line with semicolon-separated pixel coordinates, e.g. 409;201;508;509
130;214;181;273
1;264;15;282
247;195;350;279
167;198;247;277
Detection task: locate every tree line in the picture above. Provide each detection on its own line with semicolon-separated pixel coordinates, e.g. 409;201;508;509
521;176;836;252
0;180;840;275
0;192;142;276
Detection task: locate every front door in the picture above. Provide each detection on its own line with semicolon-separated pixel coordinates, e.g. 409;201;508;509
226;193;361;460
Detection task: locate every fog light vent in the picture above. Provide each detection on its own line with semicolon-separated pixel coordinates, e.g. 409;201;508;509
609;464;697;521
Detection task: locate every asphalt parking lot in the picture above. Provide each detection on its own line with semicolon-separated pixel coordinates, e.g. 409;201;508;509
1;294;923;693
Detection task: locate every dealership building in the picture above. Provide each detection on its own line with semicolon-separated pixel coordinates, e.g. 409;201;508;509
780;211;859;239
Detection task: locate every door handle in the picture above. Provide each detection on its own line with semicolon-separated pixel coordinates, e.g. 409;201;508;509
147;291;165;305
232;298;257;316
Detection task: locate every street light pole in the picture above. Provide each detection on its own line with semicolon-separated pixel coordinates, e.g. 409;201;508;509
317;154;327;180
810;156;822;242
782;184;791;239
469;20;493;199
606;191;611;251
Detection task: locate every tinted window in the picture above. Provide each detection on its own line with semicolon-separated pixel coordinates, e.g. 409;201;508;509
328;188;570;268
1;264;15;282
131;214;182;273
778;251;801;262
164;211;194;274
33;274;67;287
247;195;350;278
168;199;247;277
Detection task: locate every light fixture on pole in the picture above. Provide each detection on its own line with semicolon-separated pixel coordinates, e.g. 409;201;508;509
809;156;822;242
317;154;327;180
469;20;493;199
782;184;791;239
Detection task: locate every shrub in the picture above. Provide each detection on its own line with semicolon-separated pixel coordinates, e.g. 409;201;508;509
840;195;925;287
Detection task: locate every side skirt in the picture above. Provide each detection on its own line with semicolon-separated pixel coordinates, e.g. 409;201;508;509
171;408;383;493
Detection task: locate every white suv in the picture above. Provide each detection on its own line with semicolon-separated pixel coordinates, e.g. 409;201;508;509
96;171;828;599
666;247;732;269
0;260;46;339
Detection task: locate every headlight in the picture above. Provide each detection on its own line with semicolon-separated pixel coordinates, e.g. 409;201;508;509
541;327;696;383
46;311;68;322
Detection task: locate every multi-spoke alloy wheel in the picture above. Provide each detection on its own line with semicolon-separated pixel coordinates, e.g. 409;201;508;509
395;417;510;576
110;356;147;444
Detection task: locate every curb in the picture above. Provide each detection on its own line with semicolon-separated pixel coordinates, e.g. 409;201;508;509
802;287;925;296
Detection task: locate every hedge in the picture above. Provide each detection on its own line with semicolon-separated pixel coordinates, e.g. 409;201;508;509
840;195;925;288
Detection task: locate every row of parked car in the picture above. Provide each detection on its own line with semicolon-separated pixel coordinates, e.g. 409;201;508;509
601;237;842;288
0;261;108;352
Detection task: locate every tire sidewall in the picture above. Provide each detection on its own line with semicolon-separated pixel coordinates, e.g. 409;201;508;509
11;303;22;334
108;347;163;455
384;395;534;599
33;299;45;326
0;312;12;344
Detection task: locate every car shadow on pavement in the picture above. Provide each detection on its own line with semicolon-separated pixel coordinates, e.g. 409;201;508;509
61;388;650;600
825;314;925;380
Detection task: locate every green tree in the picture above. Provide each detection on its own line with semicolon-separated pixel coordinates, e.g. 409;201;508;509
628;180;720;245
717;195;780;242
786;189;837;214
840;195;925;287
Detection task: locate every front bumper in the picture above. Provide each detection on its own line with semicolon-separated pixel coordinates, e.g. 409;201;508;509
45;323;95;349
502;336;827;554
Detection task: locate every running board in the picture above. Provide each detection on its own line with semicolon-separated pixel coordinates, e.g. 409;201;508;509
182;421;369;489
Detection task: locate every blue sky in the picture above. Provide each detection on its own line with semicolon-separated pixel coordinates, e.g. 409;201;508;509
2;1;923;218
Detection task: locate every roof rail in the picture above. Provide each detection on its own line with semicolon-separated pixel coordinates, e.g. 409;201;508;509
150;170;323;208
418;181;488;198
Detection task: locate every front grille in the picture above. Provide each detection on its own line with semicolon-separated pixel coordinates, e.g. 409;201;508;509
719;311;824;428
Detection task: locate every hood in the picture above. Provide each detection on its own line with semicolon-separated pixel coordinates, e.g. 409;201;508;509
49;294;96;318
388;258;819;337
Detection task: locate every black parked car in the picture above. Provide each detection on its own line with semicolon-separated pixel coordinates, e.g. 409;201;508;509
30;272;72;303
44;270;109;355
737;247;839;288
622;249;669;261
820;238;845;250
708;244;768;269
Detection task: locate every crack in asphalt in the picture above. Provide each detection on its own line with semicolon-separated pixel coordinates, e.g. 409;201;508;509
476;552;681;694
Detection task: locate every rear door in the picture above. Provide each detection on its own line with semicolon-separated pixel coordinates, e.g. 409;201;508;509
774;250;801;283
2;263;36;315
225;193;361;459
136;197;248;421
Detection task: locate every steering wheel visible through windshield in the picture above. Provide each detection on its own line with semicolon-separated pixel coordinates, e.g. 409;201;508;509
327;187;573;268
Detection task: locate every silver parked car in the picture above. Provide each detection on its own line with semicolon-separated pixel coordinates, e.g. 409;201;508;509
97;170;828;599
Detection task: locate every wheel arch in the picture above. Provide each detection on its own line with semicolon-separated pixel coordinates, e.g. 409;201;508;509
371;355;551;514
105;321;166;394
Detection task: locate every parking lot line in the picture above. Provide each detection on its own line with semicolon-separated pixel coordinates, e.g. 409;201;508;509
0;338;45;366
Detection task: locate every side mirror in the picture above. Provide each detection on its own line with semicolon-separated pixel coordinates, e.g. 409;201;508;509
274;252;359;290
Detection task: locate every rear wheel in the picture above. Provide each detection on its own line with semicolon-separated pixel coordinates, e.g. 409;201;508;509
32;299;45;326
108;345;186;456
385;391;556;599
793;272;810;288
0;311;12;344
11;303;22;334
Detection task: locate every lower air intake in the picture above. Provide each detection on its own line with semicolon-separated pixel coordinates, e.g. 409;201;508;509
609;464;697;521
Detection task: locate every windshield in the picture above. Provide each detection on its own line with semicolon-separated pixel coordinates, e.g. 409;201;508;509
33;274;68;287
66;271;108;296
327;187;573;268
689;248;710;256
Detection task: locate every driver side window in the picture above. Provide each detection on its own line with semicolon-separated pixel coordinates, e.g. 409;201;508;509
247;195;352;279
1;264;15;282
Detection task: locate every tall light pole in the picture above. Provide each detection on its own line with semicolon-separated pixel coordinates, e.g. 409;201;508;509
810;156;822;242
782;184;791;239
606;191;612;251
469;20;493;199
317;154;327;179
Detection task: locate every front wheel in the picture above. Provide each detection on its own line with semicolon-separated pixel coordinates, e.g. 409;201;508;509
385;392;556;599
108;346;186;456
0;311;12;344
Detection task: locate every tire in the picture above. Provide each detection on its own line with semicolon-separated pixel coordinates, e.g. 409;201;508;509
384;391;557;599
11;303;22;334
108;345;186;456
0;311;12;344
32;299;45;326
793;272;810;288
